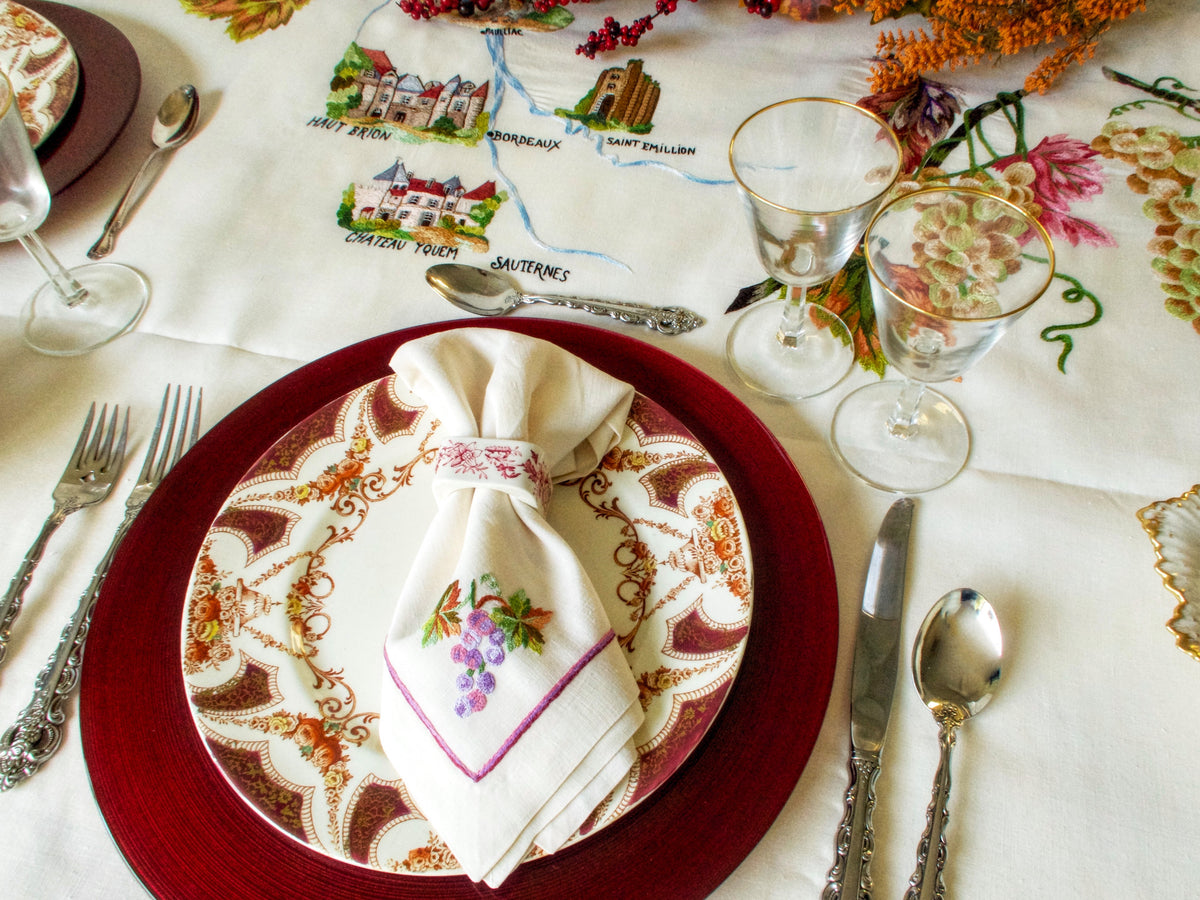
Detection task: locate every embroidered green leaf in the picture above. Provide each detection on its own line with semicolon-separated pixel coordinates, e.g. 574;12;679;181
421;580;463;647
179;0;313;42
725;277;784;314
480;572;502;598
810;249;889;377
492;589;553;656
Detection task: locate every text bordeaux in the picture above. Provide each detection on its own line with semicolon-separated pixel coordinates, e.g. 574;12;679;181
487;131;561;152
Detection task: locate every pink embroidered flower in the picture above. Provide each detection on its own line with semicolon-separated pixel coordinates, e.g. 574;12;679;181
993;135;1116;247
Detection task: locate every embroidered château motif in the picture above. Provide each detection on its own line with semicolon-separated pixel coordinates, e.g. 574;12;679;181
339;158;508;250
350;50;488;129
352;160;496;230
556;59;658;134
327;43;490;145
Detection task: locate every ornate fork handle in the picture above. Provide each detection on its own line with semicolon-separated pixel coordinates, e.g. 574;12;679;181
822;748;882;900
521;292;705;335
0;506;77;667
0;510;136;791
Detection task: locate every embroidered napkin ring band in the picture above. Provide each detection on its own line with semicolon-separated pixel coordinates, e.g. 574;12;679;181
433;438;552;513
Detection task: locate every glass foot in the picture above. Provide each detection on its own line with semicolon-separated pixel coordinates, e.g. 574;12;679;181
725;299;854;399
22;263;149;356
831;380;970;493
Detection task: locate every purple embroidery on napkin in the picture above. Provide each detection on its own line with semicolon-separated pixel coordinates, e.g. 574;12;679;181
419;574;554;718
384;630;616;783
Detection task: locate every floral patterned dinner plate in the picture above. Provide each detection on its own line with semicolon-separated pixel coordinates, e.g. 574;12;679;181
0;0;78;146
1138;484;1200;661
180;374;752;875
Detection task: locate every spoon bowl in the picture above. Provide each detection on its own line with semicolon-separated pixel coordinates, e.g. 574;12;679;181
427;264;521;317
904;588;1003;900
913;587;1002;720
151;85;201;150
87;85;200;259
426;264;705;335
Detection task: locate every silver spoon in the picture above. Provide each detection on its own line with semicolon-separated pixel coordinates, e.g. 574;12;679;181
904;588;1003;900
426;264;705;335
87;84;201;259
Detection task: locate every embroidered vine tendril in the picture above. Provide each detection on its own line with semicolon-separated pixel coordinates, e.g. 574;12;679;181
1033;261;1103;373
1103;69;1200;123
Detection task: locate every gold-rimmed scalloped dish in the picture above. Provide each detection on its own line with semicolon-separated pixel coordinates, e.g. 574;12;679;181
1138;484;1200;660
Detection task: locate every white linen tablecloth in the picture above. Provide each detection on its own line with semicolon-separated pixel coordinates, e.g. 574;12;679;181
1;1;1198;897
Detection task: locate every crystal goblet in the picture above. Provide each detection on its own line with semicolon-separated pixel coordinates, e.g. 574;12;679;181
726;97;901;399
831;185;1056;493
0;70;148;356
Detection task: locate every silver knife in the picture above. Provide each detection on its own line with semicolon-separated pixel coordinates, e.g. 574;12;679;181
822;496;914;900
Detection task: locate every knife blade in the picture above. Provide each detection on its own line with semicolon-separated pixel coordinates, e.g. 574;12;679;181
822;496;914;900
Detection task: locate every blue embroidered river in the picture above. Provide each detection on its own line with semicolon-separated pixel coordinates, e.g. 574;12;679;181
481;32;732;269
357;2;729;270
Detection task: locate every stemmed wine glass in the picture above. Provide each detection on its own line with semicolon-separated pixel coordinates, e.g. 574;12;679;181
831;185;1056;493
726;98;902;399
0;70;148;356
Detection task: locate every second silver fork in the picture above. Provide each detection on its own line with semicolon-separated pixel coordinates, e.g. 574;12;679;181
0;403;128;668
0;386;203;790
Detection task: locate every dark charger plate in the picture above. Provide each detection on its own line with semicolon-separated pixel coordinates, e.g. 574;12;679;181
80;319;838;899
28;1;140;195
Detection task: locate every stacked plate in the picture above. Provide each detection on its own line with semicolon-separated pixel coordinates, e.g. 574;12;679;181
1;0;140;192
80;319;841;899
0;0;78;145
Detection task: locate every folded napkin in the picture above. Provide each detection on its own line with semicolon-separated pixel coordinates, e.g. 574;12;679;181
379;329;643;886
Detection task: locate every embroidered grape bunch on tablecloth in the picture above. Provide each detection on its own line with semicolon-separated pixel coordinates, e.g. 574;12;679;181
906;189;1031;317
421;574;554;718
1092;121;1200;333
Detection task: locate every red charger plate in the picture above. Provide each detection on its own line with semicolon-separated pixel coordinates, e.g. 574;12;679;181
80;319;838;899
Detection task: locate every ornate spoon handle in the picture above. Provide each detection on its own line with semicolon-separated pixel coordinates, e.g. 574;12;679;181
0;512;134;791
520;292;705;335
87;148;166;259
822;748;882;899
0;509;69;667
903;717;960;900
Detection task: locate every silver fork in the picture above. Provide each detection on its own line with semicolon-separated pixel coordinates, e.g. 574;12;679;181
0;404;129;668
0;386;203;790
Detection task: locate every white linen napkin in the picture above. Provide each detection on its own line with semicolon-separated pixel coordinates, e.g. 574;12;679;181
379;328;643;886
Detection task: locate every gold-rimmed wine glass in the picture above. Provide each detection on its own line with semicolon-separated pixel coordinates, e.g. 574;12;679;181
0;69;148;355
726;97;902;399
831;185;1056;493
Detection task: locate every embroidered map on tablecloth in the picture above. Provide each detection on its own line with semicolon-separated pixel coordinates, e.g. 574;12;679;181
290;3;1200;373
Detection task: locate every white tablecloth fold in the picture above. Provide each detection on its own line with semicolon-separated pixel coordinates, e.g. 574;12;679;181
379;328;642;886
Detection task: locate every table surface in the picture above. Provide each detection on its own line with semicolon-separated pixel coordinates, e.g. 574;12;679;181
1;2;1198;898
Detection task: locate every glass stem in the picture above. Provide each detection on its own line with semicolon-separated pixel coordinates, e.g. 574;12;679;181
776;285;809;348
18;231;89;307
887;379;926;439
